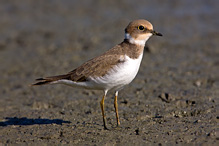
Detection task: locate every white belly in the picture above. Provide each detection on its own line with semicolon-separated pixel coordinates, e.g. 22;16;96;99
89;54;143;91
55;54;143;91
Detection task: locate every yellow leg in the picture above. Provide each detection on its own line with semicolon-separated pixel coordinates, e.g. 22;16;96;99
114;91;120;126
100;92;108;129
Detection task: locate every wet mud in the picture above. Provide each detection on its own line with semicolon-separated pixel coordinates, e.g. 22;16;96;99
0;0;218;145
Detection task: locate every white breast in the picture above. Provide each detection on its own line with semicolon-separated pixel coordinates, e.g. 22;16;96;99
54;54;143;91
89;53;143;91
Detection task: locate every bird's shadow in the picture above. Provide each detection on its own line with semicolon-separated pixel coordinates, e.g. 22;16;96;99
0;117;71;127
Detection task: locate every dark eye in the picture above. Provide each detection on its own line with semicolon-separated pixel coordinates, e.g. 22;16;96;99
138;25;145;30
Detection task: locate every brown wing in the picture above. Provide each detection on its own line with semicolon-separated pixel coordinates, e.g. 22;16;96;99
32;53;123;86
68;54;123;82
32;43;129;86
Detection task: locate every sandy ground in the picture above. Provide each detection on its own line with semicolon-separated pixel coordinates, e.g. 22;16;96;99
0;0;218;145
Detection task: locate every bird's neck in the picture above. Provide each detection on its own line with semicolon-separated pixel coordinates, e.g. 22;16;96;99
120;39;145;59
124;33;151;46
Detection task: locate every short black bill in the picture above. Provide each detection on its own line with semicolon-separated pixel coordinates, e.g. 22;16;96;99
151;30;162;36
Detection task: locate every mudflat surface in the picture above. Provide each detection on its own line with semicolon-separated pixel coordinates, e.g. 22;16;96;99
0;0;218;145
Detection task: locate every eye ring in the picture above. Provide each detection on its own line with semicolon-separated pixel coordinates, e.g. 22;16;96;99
138;25;145;30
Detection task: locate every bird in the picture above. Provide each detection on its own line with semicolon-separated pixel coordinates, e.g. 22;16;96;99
32;19;162;129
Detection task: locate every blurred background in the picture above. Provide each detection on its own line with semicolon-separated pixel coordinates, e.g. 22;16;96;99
0;0;218;145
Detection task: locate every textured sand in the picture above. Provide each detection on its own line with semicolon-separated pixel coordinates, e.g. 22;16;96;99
0;0;218;145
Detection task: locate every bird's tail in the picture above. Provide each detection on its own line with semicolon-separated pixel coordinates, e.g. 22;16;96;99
31;74;71;86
